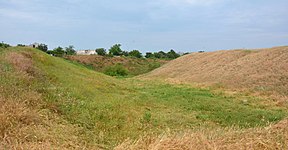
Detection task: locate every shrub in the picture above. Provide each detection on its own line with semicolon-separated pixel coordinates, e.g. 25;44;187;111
154;51;167;59
104;64;128;76
65;45;76;55
145;52;154;58
0;42;11;48
95;48;107;56
122;51;129;57
128;50;142;58
108;44;123;56
167;49;180;59
37;43;48;52
52;46;65;57
17;44;26;47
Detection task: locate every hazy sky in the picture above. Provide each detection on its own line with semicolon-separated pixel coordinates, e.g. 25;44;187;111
0;0;287;52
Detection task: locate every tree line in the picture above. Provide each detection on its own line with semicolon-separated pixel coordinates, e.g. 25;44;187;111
38;43;182;59
30;44;76;57
0;42;11;48
96;44;181;59
2;42;184;60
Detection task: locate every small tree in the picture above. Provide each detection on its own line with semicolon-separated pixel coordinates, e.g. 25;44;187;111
128;50;142;58
46;50;54;55
0;42;11;48
65;45;76;55
53;46;65;57
95;48;106;56
122;51;129;57
109;44;122;56
17;44;26;47
154;51;167;59
167;49;180;59
37;43;48;52
145;52;154;58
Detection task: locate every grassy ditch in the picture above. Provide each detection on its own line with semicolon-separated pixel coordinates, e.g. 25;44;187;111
0;47;287;148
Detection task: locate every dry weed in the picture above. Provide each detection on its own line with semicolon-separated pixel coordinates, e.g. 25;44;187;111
115;119;288;150
5;52;33;73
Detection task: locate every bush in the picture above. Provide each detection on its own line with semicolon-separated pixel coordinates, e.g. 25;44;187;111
17;44;26;47
52;46;65;57
65;45;76;55
0;42;11;48
104;64;128;76
122;51;129;57
145;52;154;58
109;44;123;56
37;43;48;52
154;51;167;59
128;50;142;58
95;48;106;56
167;49;180;59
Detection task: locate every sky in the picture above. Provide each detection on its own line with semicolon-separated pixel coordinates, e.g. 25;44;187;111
0;0;287;52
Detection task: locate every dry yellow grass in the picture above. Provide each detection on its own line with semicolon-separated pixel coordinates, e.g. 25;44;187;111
0;51;100;149
142;46;288;102
115;118;288;150
0;99;89;150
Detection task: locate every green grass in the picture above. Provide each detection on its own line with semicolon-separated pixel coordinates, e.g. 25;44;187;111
103;64;129;76
0;47;287;148
65;55;165;77
133;82;284;126
124;58;162;76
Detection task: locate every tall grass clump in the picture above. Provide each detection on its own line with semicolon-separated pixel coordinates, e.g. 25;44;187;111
104;63;128;76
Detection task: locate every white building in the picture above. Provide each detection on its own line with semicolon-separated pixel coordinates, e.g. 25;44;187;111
76;50;97;55
29;42;40;48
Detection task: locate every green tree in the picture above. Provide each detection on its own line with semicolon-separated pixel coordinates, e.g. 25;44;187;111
145;52;154;58
154;51;167;59
17;44;26;47
0;42;11;48
53;46;65;57
128;50;142;58
46;50;54;55
37;43;48;52
122;51;129;57
65;45;76;55
167;49;180;59
95;48;106;56
109;44;122;56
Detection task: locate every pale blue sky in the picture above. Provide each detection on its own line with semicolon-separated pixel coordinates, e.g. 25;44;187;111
0;0;287;52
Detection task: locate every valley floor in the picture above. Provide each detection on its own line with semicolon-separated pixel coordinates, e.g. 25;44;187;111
0;47;287;149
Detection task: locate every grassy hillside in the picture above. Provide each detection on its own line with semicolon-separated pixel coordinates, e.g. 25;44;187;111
0;47;287;149
142;46;288;102
65;55;168;76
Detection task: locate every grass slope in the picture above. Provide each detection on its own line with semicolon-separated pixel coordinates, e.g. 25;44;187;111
0;47;287;149
65;55;168;76
142;46;288;102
